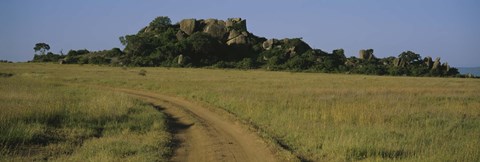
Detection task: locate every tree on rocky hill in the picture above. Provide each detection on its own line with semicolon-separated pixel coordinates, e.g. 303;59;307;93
33;16;460;77
34;43;50;55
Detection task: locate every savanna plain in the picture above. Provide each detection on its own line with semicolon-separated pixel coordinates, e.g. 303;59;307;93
1;63;479;161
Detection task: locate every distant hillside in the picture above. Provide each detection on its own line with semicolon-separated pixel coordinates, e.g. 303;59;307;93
32;16;460;77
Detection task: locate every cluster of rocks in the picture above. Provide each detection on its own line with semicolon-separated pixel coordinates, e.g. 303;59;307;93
261;38;312;58
393;56;448;70
359;49;375;61
143;17;455;74
422;57;444;70
392;57;406;67
177;18;250;45
175;18;313;60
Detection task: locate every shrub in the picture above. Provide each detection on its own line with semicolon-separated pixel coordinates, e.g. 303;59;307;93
213;61;235;68
236;58;256;69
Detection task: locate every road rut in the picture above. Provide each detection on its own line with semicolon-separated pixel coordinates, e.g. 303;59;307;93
112;88;278;162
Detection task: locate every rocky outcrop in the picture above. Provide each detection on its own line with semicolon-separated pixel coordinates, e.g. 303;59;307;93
359;49;375;60
443;62;450;72
262;39;278;50
393;58;406;67
177;54;184;65
282;39;311;57
179;19;197;35
432;57;441;70
226;30;248;45
261;38;311;58
176;30;187;40
226;18;247;31
345;59;356;67
262;38;311;53
424;56;433;69
202;19;227;39
177;18;252;45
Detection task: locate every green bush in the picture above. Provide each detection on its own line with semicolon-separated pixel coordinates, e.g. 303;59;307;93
236;58;256;69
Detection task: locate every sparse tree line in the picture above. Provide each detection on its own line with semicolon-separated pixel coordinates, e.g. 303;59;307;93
0;60;13;63
32;16;464;77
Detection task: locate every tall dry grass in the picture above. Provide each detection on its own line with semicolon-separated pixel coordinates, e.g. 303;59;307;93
2;63;479;161
0;66;172;161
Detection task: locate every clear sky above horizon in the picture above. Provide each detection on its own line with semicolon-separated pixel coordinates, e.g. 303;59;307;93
1;0;479;67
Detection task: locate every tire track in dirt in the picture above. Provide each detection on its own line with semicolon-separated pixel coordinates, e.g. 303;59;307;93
111;87;279;162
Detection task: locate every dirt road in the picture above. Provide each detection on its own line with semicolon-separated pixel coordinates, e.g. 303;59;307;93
112;88;279;162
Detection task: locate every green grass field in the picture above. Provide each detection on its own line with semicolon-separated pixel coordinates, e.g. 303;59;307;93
0;64;172;161
1;63;479;161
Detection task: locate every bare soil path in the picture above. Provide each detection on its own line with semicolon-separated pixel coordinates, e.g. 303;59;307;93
111;87;279;162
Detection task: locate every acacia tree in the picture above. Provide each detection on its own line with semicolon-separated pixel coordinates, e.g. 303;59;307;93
34;43;50;55
149;16;171;29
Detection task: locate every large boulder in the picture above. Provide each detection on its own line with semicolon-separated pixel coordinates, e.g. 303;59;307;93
444;62;450;72
226;18;247;31
281;38;311;55
393;58;406;67
143;26;153;33
180;19;197;35
261;38;311;55
359;49;375;60
261;38;311;59
227;29;242;40
177;54;184;65
262;39;278;50
176;30;187;40
226;30;248;45
202;19;227;39
285;47;297;57
424;56;433;69
432;57;441;70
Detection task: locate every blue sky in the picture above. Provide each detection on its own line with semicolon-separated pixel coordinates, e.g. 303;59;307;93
1;0;479;67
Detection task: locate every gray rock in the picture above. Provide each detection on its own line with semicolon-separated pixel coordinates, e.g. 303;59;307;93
226;30;248;45
345;60;356;67
143;26;153;33
226;18;247;31
226;35;247;45
424;56;433;69
444;62;450;72
282;38;311;55
177;54;184;65
263;56;269;61
359;49;375;60
202;19;227;39
393;58;400;67
285;47;296;58
382;61;389;65
262;38;311;56
180;19;197;35
359;50;367;59
262;39;278;50
393;58;406;67
176;30;187;40
227;29;242;40
432;57;441;70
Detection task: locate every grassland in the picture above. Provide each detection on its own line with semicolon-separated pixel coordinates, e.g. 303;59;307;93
0;64;172;161
1;63;480;161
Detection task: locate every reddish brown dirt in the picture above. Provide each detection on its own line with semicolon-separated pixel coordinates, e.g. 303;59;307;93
112;88;279;162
